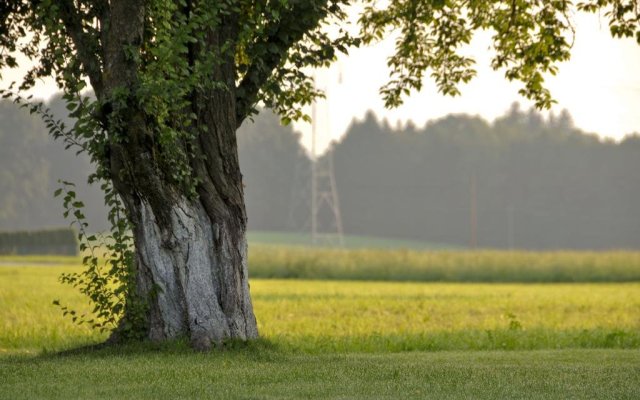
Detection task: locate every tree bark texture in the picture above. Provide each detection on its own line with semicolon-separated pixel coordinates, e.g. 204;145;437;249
98;1;258;349
131;195;258;347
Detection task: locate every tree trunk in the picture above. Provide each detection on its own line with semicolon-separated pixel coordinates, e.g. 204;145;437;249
128;192;258;349
105;83;259;350
108;109;259;349
100;0;258;350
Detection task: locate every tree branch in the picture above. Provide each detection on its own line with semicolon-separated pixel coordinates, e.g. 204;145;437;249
57;0;104;96
234;1;329;127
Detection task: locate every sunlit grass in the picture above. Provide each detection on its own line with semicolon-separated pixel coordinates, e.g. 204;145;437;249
252;279;640;352
1;265;639;354
0;266;107;354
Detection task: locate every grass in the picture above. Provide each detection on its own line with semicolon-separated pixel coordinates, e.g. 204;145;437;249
253;280;640;352
1;346;638;399
0;266;105;353
4;245;640;283
2;266;639;354
248;246;640;282
1;261;639;398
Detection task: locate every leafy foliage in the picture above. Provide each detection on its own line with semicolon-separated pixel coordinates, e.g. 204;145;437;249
359;0;639;109
52;181;145;338
360;0;569;108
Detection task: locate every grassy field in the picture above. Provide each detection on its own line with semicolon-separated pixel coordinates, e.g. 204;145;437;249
2;265;639;354
1;255;639;398
5;247;640;282
249;246;640;282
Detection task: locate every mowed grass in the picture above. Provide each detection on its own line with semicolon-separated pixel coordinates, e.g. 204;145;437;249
1;262;639;398
1;346;639;399
2;265;639;354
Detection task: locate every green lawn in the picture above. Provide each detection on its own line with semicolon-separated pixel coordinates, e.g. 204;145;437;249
1;261;639;398
2;346;638;399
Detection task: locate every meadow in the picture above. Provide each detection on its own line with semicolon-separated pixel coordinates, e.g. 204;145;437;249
248;245;640;282
1;248;640;398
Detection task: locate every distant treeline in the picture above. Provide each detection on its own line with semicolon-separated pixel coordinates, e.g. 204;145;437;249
0;97;110;232
1;97;639;250
331;107;640;250
0;228;77;255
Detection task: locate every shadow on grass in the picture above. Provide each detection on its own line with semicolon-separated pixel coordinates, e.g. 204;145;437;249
5;327;638;364
15;337;285;364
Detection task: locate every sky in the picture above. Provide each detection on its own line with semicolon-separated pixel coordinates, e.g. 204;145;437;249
294;12;640;154
2;10;639;155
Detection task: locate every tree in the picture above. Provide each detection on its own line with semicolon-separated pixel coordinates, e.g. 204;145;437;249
1;1;637;350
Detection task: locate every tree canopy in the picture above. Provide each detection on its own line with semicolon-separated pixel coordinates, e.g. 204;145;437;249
2;1;638;123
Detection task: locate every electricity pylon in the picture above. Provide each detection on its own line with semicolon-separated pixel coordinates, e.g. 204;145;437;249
310;79;344;247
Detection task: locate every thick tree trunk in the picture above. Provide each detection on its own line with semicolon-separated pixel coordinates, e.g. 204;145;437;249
108;112;259;349
100;0;258;350
109;119;259;349
106;89;260;350
128;194;258;349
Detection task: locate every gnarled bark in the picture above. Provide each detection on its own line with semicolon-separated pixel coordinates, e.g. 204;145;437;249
130;195;257;349
108;108;259;349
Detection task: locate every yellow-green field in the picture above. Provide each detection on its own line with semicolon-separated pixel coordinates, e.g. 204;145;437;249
2;264;639;354
1;255;639;399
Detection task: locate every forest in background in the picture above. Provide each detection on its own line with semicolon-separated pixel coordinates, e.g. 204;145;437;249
1;97;639;250
332;107;640;249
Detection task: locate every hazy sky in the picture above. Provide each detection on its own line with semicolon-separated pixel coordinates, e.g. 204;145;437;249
296;12;640;153
2;11;639;154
